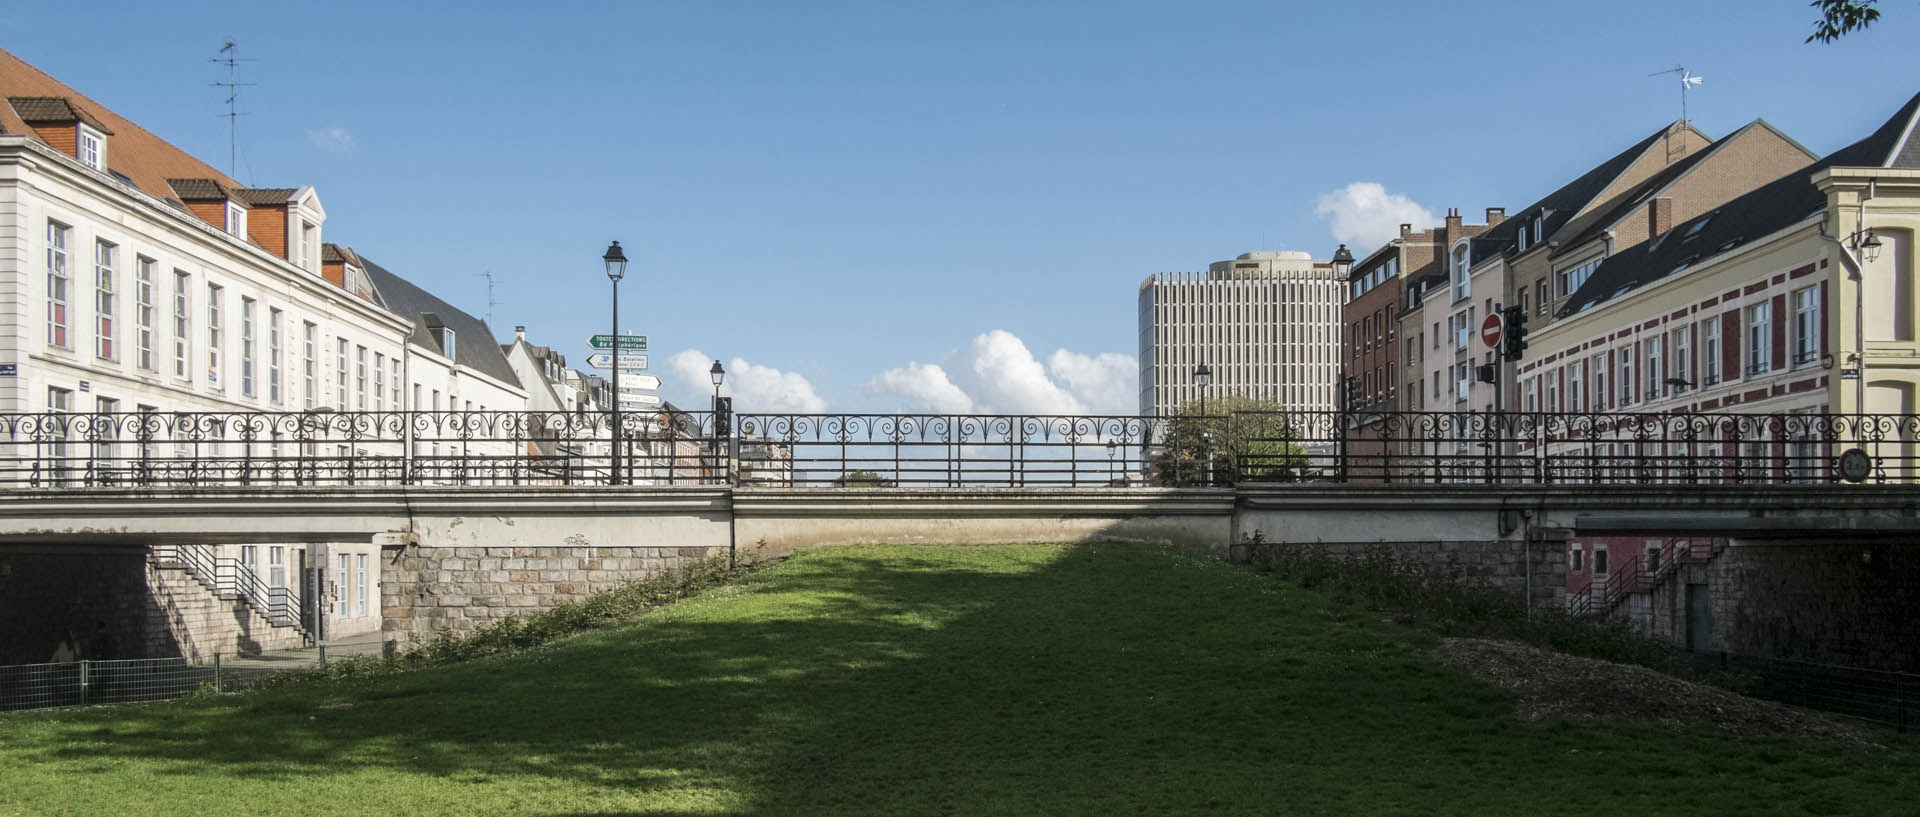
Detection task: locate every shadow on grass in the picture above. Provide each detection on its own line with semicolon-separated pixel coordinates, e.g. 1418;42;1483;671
6;544;1917;816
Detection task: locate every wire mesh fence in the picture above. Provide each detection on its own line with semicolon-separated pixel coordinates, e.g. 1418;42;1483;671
0;658;218;711
1689;652;1920;732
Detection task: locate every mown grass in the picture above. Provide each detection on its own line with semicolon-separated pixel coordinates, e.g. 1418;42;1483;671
2;542;1916;816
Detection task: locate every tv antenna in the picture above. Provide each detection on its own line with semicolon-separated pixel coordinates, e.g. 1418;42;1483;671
1648;64;1704;124
475;271;505;332
210;40;257;179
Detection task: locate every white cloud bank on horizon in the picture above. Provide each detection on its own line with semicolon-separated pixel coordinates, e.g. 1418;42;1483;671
865;330;1137;416
307;125;356;154
1314;181;1437;252
668;348;828;413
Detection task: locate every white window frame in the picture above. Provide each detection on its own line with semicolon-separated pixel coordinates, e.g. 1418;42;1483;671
172;271;190;379
226;202;247;237
1568;361;1585;413
1792;286;1820;367
1747;302;1773;376
240;297;256;398
93;240;116;360
134;257;155;371
1671;326;1692;389
269;308;284;405
373;353;385;411
1618;347;1635;407
355;345;368;410
1593;355;1608;412
77;125;105;170
47;221;71;349
302;322;318;409
336;338;349;409
1703;319;1722;385
1644;336;1664;400
355;554;369;617
206;284;224;389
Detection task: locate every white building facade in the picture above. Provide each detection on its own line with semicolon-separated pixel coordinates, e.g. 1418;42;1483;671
1137;251;1343;416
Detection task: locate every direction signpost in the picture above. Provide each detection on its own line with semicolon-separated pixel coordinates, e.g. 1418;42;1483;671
588;334;647;351
586;353;648;370
619;394;662;407
618;374;662;391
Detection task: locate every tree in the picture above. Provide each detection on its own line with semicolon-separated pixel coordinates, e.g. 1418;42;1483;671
832;469;896;488
1807;0;1881;42
1149;395;1312;486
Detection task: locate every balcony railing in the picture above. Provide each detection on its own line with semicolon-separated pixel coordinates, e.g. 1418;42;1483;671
1;409;1916;489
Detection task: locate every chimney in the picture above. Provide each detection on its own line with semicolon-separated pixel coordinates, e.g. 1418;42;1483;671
1485;207;1506;226
1400;223;1413;237
1648;197;1673;239
515;325;527;342
1444;207;1462;234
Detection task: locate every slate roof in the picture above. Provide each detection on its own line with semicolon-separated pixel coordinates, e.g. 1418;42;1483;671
357;254;523;389
166;177;234;201
1469;123;1686;263
7;96;113;132
1558;91;1920;318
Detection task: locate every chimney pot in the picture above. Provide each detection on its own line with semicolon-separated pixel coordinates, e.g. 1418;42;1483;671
514;325;527;341
1400;223;1413;236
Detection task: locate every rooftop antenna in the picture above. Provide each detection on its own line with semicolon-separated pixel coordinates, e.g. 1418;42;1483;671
210;40;257;179
1648;64;1704;125
475;270;504;332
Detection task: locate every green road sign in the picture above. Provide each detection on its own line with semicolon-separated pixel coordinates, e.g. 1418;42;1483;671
588;334;648;351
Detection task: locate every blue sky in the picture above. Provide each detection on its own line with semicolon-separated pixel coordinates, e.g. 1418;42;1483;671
8;1;1917;413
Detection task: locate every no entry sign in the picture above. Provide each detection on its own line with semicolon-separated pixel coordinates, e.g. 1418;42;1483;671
1480;313;1503;349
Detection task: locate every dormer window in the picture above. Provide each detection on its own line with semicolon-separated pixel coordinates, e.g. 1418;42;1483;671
440;328;456;364
225;201;247;237
1517;225;1530;252
343;264;361;294
77;125;105;170
1532;217;1544;245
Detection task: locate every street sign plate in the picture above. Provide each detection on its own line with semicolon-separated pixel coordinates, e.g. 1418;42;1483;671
620;374;662;391
619;394;662;407
1480;313;1503;349
586;353;648;370
588;334;648;351
1840;368;1861;381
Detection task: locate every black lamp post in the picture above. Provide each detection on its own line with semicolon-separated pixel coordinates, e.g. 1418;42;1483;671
1106;439;1118;485
710;360;725;473
1194;363;1212;418
603;241;627;485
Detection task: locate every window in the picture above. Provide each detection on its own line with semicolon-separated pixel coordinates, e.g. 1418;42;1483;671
93;240;116;359
1524;378;1539;412
1792;286;1820;366
373;354;385;411
47;221;71;348
1518;224;1530;252
302;322;318;409
77;125;105;170
1533;217;1544;246
1454;365;1469;401
1703;319;1722;385
225;202;246;237
206;284;223;388
1557;259;1601;299
240;297;256;398
355;346;368;409
1568;361;1584;412
1593;547;1609;575
1618;347;1635;407
1592;356;1608;412
1451;244;1470;301
269;308;284;404
356;553;368;617
1644;337;1664;399
172;271;190;378
301;221;319;273
336;339;348;408
391;366;401;411
1571;547;1584;572
1747;302;1772;375
1518;287;1529;316
1546;373;1560;413
1672;327;1692;390
45;387;73;485
1536;281;1548;316
134;258;155;371
337;554;351;618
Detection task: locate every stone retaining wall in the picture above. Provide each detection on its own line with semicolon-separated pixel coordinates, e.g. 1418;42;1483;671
1232;538;1567;611
380;543;727;644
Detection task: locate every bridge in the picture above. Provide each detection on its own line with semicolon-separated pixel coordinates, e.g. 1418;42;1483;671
1;409;1915;670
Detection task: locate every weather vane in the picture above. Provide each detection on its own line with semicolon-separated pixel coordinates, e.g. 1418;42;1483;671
1649;65;1704;124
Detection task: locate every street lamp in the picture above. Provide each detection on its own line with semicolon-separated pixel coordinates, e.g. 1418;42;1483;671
709;360;725;475
603;241;627;485
1106;439;1118;485
1194;363;1212;417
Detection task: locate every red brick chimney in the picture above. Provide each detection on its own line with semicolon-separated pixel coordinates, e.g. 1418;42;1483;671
1648;197;1673;240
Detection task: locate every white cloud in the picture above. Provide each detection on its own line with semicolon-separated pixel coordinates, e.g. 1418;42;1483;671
866;330;1138;416
669;348;827;413
864;362;974;413
1314;181;1436;252
307;126;356;154
1046;350;1136;415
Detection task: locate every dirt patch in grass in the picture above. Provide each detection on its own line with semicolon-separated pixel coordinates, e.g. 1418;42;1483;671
1436;637;1877;747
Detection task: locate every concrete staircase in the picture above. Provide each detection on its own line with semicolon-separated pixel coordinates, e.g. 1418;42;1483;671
147;546;307;662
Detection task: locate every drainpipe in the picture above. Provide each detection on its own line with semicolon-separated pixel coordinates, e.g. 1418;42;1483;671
1815;179;1875;414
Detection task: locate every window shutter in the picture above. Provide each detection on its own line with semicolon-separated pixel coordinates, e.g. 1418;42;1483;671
1771;294;1788;371
1818;280;1830;358
1721;312;1741;379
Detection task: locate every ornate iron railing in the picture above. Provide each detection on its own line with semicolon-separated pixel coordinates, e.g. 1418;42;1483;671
1;409;1915;488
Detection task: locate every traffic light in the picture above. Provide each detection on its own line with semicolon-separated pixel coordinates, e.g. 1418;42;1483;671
1502;305;1528;361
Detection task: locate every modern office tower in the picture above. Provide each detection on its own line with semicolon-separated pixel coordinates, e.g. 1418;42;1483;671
1138;251;1343;416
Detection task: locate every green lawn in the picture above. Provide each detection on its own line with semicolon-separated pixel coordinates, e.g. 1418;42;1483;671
3;543;1915;816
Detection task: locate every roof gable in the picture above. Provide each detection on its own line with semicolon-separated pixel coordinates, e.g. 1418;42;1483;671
356;253;522;390
1471;122;1701;262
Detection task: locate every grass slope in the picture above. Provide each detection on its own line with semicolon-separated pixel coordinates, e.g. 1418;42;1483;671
2;543;1915;816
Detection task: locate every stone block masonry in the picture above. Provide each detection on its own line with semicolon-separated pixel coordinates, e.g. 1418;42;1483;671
380;544;727;644
1233;538;1567;612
